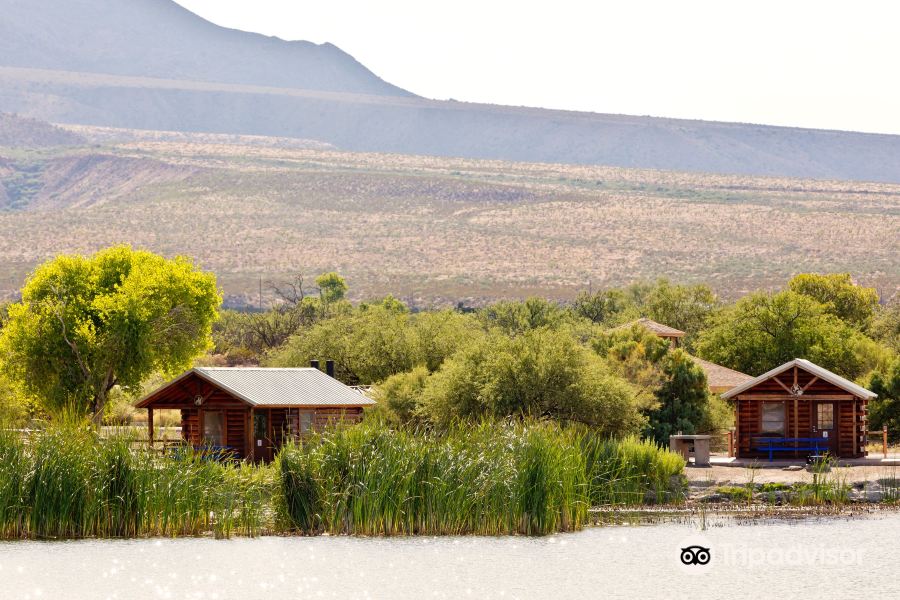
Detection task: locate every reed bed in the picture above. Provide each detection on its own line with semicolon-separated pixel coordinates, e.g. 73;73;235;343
278;422;686;536
0;421;685;539
0;424;277;540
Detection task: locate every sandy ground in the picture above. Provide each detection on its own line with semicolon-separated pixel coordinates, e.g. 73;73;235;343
685;462;900;486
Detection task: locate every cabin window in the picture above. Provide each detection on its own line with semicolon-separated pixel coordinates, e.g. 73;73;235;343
299;411;314;434
203;411;224;446
817;404;834;430
761;402;785;435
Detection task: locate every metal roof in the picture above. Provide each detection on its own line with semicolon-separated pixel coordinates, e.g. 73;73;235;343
720;358;876;400
175;367;375;407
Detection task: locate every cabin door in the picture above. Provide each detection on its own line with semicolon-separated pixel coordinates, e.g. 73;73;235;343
253;411;272;462
811;402;838;456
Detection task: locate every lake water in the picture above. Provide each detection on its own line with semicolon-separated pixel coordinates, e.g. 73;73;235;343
0;514;896;599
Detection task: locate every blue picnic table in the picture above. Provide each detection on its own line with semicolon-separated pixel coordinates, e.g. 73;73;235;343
753;437;829;462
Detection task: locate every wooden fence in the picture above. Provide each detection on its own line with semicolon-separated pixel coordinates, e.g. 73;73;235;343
867;425;890;459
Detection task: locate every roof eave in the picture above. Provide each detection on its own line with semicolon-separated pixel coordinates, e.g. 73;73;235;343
721;359;877;400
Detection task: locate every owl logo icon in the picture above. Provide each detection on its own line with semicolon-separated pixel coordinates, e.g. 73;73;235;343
680;545;711;566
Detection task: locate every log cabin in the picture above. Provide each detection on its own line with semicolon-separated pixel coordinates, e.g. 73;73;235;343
721;359;877;459
136;366;375;462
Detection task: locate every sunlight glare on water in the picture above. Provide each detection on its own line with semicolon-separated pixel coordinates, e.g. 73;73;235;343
0;515;896;599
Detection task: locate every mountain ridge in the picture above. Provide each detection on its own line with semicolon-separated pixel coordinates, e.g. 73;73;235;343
2;0;900;182
0;0;411;96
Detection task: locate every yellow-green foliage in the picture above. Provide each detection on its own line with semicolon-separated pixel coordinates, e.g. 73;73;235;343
0;246;221;419
418;329;644;435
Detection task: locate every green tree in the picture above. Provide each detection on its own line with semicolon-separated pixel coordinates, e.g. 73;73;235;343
268;305;479;385
479;298;568;335
872;300;900;353
593;324;672;411
420;328;643;435
0;371;35;426
410;310;483;372
642;279;718;338
868;357;900;442
644;349;710;444
268;305;418;384
788;273;879;330
315;272;348;304
695;290;873;378
371;366;430;425
0;246;221;422
572;289;636;326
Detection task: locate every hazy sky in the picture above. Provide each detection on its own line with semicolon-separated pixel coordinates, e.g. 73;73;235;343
175;1;900;134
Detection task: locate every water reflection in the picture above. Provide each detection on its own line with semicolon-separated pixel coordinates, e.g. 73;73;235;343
0;514;896;599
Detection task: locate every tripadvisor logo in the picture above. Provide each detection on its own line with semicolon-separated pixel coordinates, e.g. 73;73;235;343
677;535;714;573
680;545;711;566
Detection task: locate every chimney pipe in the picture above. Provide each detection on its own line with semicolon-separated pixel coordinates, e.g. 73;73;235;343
309;360;320;370
325;360;335;377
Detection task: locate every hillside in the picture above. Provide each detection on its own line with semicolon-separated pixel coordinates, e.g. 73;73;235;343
0;0;410;96
1;0;900;182
1;127;898;306
0;112;85;147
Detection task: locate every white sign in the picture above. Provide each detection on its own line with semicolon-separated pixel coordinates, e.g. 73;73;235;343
257;439;263;446
822;431;828;438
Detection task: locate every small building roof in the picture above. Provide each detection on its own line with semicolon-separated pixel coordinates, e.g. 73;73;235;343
687;355;754;394
138;367;375;408
616;318;686;338
720;358;876;400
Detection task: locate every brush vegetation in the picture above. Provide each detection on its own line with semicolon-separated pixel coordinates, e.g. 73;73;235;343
1;133;898;303
0;421;685;540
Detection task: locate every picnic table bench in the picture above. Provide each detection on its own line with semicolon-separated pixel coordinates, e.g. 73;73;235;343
753;437;829;462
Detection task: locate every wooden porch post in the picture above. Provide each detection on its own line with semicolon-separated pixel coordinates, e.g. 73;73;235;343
793;397;799;458
148;408;154;448
852;400;857;457
244;410;251;460
249;408;255;462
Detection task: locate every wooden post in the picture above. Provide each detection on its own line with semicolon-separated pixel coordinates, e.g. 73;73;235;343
793;397;799;458
726;430;734;457
148;408;154;448
249;408;255;462
852;401;857;457
884;426;889;459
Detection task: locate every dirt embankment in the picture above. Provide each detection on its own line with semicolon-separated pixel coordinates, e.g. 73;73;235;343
4;154;199;210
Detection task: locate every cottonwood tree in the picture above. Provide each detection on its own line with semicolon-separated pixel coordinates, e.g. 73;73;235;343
694;290;873;378
0;246;220;422
788;273;879;331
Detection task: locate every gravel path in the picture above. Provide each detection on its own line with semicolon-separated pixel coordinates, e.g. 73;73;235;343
685;463;900;486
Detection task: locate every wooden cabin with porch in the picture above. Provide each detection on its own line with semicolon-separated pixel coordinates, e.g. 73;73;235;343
721;359;877;460
136;366;375;462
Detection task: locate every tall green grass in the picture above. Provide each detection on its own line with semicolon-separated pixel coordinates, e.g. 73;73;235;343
0;421;685;539
581;434;687;506
0;423;277;539
278;422;685;536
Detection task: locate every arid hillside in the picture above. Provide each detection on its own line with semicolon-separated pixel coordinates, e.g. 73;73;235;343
3;1;900;181
1;126;898;306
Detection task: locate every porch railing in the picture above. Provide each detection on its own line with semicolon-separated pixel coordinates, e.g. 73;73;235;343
867;425;889;459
